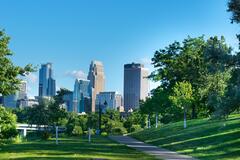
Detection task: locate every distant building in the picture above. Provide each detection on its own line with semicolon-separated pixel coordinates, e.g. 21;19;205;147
96;92;123;112
3;94;19;108
18;98;39;108
115;94;123;108
63;92;73;112
39;63;56;97
88;61;105;112
124;63;149;112
73;79;92;113
0;95;3;105
3;81;28;108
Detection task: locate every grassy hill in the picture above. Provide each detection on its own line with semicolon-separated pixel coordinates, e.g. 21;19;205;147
131;114;240;160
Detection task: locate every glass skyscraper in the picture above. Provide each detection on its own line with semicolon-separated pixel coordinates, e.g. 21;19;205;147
39;63;56;97
73;79;92;113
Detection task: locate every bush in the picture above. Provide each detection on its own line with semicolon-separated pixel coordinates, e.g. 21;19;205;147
130;125;142;132
101;132;108;136
111;127;127;135
12;135;24;144
0;106;18;139
72;126;83;136
40;131;52;140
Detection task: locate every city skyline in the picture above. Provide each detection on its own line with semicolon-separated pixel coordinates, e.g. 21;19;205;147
1;0;238;97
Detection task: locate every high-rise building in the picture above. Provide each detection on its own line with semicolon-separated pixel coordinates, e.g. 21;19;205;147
73;79;92;113
39;63;56;97
96;91;122;112
88;61;105;112
19;81;27;99
124;63;149;112
63;92;73;112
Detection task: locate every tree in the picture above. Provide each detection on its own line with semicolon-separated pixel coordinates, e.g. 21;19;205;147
0;29;34;96
228;0;240;24
0;29;34;139
0;106;18;139
150;37;207;119
170;81;193;128
200;36;232;117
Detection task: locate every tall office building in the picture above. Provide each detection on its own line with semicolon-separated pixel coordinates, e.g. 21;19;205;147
73;79;92;113
124;63;149;112
39;63;56;97
87;61;105;112
63;92;73;112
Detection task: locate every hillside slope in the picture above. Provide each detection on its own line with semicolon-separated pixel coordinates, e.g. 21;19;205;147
131;114;240;160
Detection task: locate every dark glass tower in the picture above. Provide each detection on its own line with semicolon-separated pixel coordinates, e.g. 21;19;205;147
39;63;56;97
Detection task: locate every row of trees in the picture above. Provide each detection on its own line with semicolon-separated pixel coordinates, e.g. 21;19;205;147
140;0;240;127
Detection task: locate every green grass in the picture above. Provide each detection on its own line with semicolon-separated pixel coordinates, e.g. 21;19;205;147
131;114;240;160
0;136;157;160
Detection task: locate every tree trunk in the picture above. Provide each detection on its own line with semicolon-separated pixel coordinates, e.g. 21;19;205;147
184;107;187;129
155;112;158;128
148;114;151;129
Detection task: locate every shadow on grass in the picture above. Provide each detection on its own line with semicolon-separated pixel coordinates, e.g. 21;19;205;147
0;136;156;160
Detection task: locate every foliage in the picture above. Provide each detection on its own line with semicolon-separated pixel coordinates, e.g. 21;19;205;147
72;126;83;136
228;0;240;24
124;110;147;132
0;29;34;96
12;108;30;123
0;106;18;139
147;36;236;121
170;81;193;110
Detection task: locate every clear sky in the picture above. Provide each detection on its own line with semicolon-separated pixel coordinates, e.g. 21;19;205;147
0;0;239;97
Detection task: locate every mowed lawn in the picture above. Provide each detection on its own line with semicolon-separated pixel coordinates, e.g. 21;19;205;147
131;114;240;160
0;136;157;160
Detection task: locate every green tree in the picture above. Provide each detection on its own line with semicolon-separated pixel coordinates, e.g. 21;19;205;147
150;37;207;119
0;30;34;96
228;0;240;24
200;36;232;117
0;106;18;139
170;81;193;128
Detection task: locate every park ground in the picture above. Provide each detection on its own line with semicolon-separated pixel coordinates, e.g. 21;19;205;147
0;136;157;160
131;114;240;160
0;114;240;160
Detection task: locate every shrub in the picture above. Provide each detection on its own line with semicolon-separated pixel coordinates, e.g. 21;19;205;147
0;106;18;139
72;126;83;136
111;127;127;135
101;132;108;136
130;125;142;132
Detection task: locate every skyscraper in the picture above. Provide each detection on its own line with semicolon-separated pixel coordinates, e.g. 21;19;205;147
73;79;92;113
63;92;73;112
88;61;105;112
39;63;56;97
124;63;149;112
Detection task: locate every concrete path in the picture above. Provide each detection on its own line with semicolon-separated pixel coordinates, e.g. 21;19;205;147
109;136;197;160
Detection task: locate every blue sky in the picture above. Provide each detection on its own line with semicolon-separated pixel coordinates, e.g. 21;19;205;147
0;0;239;97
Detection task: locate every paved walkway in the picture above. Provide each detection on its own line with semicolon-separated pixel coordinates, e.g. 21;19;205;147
109;136;197;160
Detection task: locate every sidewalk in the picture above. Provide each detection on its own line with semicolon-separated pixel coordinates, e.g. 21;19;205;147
109;136;197;160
